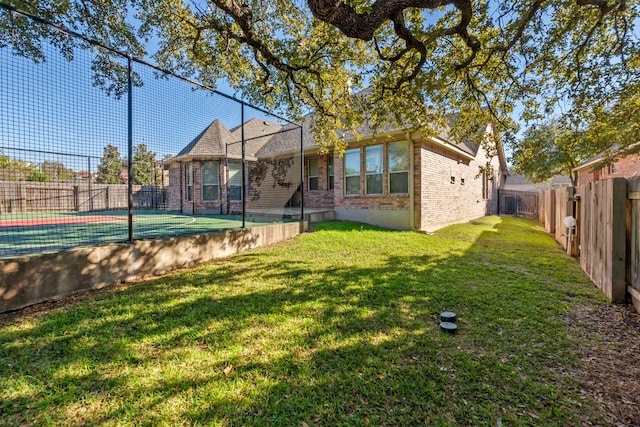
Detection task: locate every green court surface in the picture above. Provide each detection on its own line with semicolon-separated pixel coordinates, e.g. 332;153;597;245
0;210;291;258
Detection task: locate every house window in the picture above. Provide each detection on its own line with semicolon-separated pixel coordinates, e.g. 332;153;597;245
366;144;383;194
608;163;618;174
228;161;242;201
185;163;193;202
201;161;219;201
327;155;334;190
344;148;361;195
388;141;409;194
308;157;319;191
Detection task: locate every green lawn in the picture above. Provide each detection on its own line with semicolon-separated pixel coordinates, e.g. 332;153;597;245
0;216;607;426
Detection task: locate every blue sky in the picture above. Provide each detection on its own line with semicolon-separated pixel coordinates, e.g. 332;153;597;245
0;34;283;173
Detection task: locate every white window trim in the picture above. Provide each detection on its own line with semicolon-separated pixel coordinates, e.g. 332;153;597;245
365;144;384;195
344;148;361;195
201;160;219;202
327;154;334;190
308;157;319;191
185;163;194;202
228;161;243;202
388;141;410;194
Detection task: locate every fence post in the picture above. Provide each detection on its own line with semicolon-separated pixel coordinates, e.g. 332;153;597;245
88;156;93;211
127;55;133;242
611;178;627;302
300;125;304;221
544;190;556;234
73;185;79;211
241;102;246;229
578;178;627;303
18;183;26;213
628;177;640;312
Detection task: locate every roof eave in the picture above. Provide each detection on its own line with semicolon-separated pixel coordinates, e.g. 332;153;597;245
425;135;476;160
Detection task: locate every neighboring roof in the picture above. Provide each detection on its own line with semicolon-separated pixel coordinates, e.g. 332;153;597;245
573;146;619;172
572;143;640;172
503;173;572;189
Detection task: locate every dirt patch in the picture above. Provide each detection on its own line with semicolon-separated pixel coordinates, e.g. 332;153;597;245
564;303;640;426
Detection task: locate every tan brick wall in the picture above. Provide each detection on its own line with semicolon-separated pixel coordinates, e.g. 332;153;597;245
413;142;422;228
304;154;334;208
167;161;224;214
166;130;504;231
333;139;411;212
416;138;500;231
168;164;182;211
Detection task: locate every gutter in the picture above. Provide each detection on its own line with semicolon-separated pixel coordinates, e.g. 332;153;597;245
427;136;475;161
572;156;604;173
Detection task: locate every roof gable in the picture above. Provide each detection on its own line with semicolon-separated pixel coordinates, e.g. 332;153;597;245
227;118;285;159
173;119;232;161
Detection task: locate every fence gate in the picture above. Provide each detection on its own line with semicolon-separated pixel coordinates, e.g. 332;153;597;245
498;190;538;218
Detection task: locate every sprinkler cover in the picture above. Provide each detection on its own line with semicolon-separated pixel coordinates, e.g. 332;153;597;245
440;322;457;334
440;312;457;323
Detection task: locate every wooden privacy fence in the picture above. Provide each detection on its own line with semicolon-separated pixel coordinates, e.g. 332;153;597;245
538;187;576;245
626;178;640;312
0;181;167;213
577;179;627;303
539;178;639;312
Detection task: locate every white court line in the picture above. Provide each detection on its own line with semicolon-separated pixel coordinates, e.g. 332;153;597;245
137;215;197;235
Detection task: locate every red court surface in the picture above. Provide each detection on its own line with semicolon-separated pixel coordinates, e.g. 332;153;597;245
0;216;126;228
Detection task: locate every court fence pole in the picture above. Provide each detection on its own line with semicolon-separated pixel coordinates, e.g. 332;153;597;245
127;55;134;242
300;125;304;221
241;102;246;229
88;156;93;211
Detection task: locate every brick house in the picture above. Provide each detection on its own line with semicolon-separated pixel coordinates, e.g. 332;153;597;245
167;116;507;231
573;150;640;185
167;118;284;214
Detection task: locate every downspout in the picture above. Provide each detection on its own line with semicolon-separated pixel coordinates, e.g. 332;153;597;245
406;132;416;230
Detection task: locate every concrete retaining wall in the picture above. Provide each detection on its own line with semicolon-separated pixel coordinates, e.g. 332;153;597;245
0;221;307;313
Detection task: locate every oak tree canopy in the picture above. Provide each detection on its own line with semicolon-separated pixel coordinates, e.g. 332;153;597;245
2;0;638;157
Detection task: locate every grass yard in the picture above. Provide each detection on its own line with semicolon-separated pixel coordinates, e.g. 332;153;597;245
0;216;614;425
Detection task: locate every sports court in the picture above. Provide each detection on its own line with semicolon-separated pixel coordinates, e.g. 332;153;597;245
0;210;291;258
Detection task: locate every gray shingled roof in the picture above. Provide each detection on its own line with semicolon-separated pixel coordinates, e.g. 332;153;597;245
171;119;232;161
172;111;491;162
255;119;314;158
260;112;481;158
227;118;286;160
504;173;572;188
573;144;623;171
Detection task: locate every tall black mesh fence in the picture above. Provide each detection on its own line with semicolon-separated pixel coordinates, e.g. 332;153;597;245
0;5;302;258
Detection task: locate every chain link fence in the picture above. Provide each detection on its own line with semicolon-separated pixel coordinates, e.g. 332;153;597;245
0;4;303;258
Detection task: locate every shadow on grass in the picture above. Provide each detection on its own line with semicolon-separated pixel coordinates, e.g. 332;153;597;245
0;217;604;425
